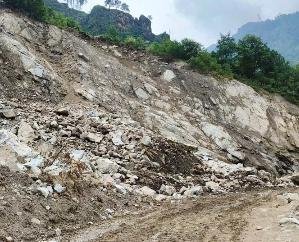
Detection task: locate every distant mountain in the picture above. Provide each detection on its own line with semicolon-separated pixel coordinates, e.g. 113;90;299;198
233;12;299;64
44;0;168;42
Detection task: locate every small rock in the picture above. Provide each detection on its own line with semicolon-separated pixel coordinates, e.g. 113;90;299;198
136;186;156;197
141;135;151;146
290;172;299;185
161;70;176;82
86;133;103;143
55;228;62;236
18;121;36;143
31;218;41;225
37;186;50;198
160;184;176;196
184;186;203;197
78;52;89;62
0;109;16;119
5;236;13;242
279;217;299;225
256;226;263;230
54;184;65;193
55;108;69;116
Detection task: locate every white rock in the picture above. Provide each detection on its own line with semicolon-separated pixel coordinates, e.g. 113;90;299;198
18;121;36;143
112;130;124;146
154;194;168;201
282;193;299;203
86;133;103;143
95;158;119;174
205;181;223;193
55;228;62;236
54;184;65;193
162;70;176;82
135;87;149;100
114;184;127;194
279;217;299;225
135;186;156;197
141;135;151;146
160;184;176;196
31;218;41;225
37;186;50;198
184;186;203;197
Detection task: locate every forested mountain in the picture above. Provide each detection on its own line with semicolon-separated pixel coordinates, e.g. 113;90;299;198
234;12;299;64
44;0;168;41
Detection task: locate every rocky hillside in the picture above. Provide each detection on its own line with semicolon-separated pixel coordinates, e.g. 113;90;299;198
234;12;299;64
0;9;299;241
44;0;169;41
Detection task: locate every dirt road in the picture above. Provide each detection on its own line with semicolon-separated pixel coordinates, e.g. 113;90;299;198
67;189;299;242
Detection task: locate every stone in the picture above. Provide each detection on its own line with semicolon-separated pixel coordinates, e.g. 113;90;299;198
55;228;62;236
55;108;69;116
54;184;65;193
279;217;299;225
135;186;156;197
0;130;36;171
78;52;89;62
283;193;299;203
160;184;176;196
31;218;41;225
161;70;176;82
86;133;103;143
155;194;168;201
205;181;222;193
114;184;127;194
112;130;124;146
141;135;151;146
94;158;119;174
112;49;122;58
135;87;149;100
18;121;36;143
5;237;13;242
37;186;50;198
290;172;299;185
0;109;16;119
184;186;203;197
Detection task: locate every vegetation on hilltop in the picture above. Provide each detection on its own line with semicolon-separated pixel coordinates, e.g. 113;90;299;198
3;0;80;29
234;12;299;64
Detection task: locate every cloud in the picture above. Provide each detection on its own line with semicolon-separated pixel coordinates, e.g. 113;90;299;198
173;0;299;45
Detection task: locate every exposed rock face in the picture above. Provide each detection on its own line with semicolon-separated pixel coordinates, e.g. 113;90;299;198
0;10;298;196
43;0;169;42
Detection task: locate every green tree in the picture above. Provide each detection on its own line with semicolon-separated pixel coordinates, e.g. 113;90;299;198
105;0;121;9
237;35;270;78
181;38;202;60
120;3;130;12
4;0;46;20
213;33;238;71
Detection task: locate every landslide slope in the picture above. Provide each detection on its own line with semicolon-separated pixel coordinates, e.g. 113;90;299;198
0;9;299;242
0;10;298;176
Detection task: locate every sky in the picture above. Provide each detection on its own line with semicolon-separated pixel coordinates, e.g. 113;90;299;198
63;0;299;47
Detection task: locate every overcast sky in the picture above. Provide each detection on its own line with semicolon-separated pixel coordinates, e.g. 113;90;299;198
64;0;299;46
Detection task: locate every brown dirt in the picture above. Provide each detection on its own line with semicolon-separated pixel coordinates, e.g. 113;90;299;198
67;188;299;242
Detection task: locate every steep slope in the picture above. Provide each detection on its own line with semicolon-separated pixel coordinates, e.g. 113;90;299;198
234;12;299;64
44;0;169;41
0;9;299;241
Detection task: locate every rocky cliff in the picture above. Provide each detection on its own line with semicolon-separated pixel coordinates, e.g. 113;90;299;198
44;0;169;41
0;10;299;241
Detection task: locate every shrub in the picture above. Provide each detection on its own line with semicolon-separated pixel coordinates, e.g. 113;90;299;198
189;51;222;74
101;26;122;44
3;0;80;29
148;39;185;61
181;38;202;60
124;36;146;50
